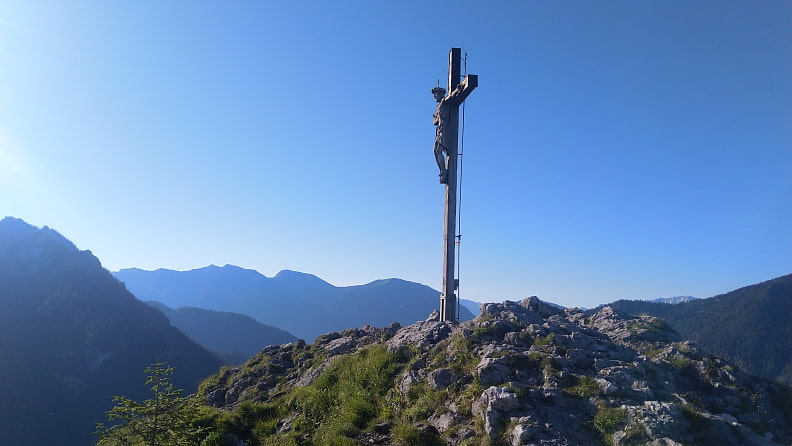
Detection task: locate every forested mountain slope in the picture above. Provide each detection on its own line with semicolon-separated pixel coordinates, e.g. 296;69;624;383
603;274;792;385
0;218;221;445
147;301;297;363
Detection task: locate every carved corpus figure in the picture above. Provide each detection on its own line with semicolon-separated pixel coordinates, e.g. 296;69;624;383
432;86;450;184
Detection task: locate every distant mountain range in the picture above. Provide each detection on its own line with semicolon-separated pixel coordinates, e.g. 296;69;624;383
113;266;475;341
648;295;699;304
147;301;297;363
0;217;221;446
602;274;792;385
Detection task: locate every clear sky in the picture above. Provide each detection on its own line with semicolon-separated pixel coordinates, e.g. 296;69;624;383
1;1;790;308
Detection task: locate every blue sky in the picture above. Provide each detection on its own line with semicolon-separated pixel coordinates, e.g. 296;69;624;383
1;1;790;308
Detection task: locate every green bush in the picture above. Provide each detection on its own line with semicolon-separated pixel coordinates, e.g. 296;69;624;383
682;405;711;433
650;318;672;331
96;362;211;446
473;323;498;337
535;333;555;347
564;375;602;397
392;424;443;446
623;421;649;445
593;403;626;434
403;382;447;422
670;355;691;370
448;334;479;373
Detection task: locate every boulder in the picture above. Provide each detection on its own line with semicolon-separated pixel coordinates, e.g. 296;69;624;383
387;320;452;351
473;386;522;438
428;367;459;390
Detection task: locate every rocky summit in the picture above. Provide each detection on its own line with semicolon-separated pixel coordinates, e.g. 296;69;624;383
199;298;792;445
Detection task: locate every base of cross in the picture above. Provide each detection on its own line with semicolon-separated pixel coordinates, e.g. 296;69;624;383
439;292;457;323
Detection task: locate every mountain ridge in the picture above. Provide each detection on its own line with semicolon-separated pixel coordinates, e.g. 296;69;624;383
602;273;792;385
0;217;222;446
113;265;476;341
146;301;298;363
648;296;699;304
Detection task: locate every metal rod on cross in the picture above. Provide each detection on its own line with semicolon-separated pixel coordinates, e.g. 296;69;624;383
432;48;478;322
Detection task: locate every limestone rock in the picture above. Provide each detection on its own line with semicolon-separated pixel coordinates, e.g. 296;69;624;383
473;386;522;438
428;367;459;390
200;299;792;446
387;320;452;351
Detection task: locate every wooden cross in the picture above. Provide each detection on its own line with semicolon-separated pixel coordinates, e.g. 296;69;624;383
432;48;478;322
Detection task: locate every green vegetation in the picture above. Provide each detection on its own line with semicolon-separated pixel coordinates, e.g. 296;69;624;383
593;403;627;435
392;424;444;446
194;341;482;445
630;317;673;334
650;318;672;331
436;333;479;374
95;362;209;446
535;333;555;347
198;365;232;395
197;401;284;445
402;382;448;422
627;321;647;333
564;375;602;397
681;405;711;433
644;346;664;358
280;345;406;443
670;354;691;370
472;322;499;337
457;380;483;417
100;346;429;446
622;421;649;445
196;343;453;445
477;313;494;323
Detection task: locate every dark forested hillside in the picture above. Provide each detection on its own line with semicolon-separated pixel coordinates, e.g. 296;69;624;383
147;301;297;362
603;274;792;385
0;217;222;446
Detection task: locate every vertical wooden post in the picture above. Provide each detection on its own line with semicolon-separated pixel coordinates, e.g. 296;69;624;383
440;48;462;322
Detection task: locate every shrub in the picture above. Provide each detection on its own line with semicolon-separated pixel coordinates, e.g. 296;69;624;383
682;405;711;433
593;403;627;434
564;375;602;397
392;424;443;446
445;333;479;373
650;318;672;331
670;355;691;370
623;421;649;444
473;322;498;337
535;333;555;347
403;383;447;422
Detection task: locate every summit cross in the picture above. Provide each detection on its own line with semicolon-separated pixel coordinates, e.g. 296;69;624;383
432;48;478;322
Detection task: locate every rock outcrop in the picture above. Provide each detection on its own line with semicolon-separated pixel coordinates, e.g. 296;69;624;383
200;299;792;445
